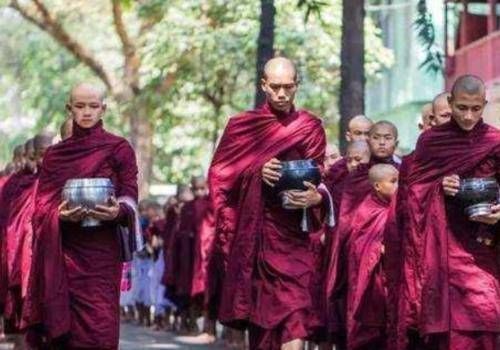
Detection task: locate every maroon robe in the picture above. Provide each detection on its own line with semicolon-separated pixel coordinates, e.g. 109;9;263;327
191;198;215;301
168;196;210;300
0;174;14;313
326;157;399;340
346;192;391;350
22;121;138;349
399;119;500;349
162;206;180;287
1;169;37;331
208;102;326;345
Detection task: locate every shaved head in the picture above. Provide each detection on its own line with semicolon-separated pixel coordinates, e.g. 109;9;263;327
369;164;399;185
346;140;370;173
451;75;486;99
69;83;105;103
60;118;73;140
369;121;398;140
419;103;433;131
263;57;298;82
346;115;373;142
448;75;488;131
34;132;54;165
67;82;107;129
34;132;54;150
325;143;341;169
431;92;452;127
261;57;298;113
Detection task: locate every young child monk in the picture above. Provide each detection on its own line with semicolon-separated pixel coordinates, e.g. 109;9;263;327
346;164;398;350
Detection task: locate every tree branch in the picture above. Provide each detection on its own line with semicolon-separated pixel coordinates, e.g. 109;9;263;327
10;0;117;92
111;0;141;93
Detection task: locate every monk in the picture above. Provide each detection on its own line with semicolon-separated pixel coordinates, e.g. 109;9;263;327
397;75;500;350
60;118;74;140
325;144;342;169
147;197;178;331
346;115;374;143
1;133;54;350
326;121;399;348
22;83;140;349
167;177;210;334
418;103;434;131
209;57;326;350
430;92;452;128
346;164;398;350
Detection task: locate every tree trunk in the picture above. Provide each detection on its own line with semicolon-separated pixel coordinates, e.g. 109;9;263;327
339;0;365;152
254;0;276;108
128;103;154;199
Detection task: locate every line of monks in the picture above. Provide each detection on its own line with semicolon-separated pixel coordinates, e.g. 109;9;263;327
0;56;499;350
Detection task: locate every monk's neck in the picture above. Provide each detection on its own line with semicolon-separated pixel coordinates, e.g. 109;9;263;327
72;120;105;138
262;101;296;119
371;191;391;207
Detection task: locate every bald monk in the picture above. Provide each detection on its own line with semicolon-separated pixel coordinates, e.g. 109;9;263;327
430;92;452;127
346;115;373;143
209;57;326;350
60;118;74;141
367;121;400;166
326;122;399;347
418;103;434;131
397;75;500;350
346;164;398;350
325;144;341;169
2;133;54;337
22;83;140;349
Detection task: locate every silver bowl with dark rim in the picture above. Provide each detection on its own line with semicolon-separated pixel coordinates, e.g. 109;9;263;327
62;178;115;227
456;177;499;218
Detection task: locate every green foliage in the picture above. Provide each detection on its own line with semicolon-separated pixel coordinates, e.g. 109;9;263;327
0;0;393;184
414;0;445;75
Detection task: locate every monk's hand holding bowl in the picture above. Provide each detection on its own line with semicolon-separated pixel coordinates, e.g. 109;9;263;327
59;200;87;222
262;158;282;187
88;196;120;221
442;174;460;196
283;181;322;209
470;204;500;226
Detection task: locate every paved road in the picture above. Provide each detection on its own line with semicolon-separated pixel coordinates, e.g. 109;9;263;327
119;323;226;350
0;323;226;350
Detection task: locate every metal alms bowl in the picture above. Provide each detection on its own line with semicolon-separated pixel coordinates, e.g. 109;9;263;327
275;159;321;193
456;177;499;217
62;178;115;227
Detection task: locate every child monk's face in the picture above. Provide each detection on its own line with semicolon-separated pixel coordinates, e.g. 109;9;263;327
374;172;399;200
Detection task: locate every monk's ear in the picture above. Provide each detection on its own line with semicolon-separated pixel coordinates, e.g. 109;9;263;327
345;132;352;142
395;139;399;148
101;103;107;113
261;78;267;92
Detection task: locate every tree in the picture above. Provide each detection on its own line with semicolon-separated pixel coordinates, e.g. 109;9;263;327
254;0;275;107
8;0;177;197
338;0;365;151
0;0;393;187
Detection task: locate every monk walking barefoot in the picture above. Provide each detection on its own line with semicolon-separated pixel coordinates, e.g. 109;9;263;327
22;83;140;350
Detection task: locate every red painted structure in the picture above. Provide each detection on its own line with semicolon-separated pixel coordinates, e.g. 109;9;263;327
445;0;500;89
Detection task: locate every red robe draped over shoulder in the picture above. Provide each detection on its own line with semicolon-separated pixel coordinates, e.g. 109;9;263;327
326;157;399;338
168;196;210;300
22;121;138;349
208;103;326;333
191;198;215;301
346;193;391;350
1;169;37;331
400;119;500;349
